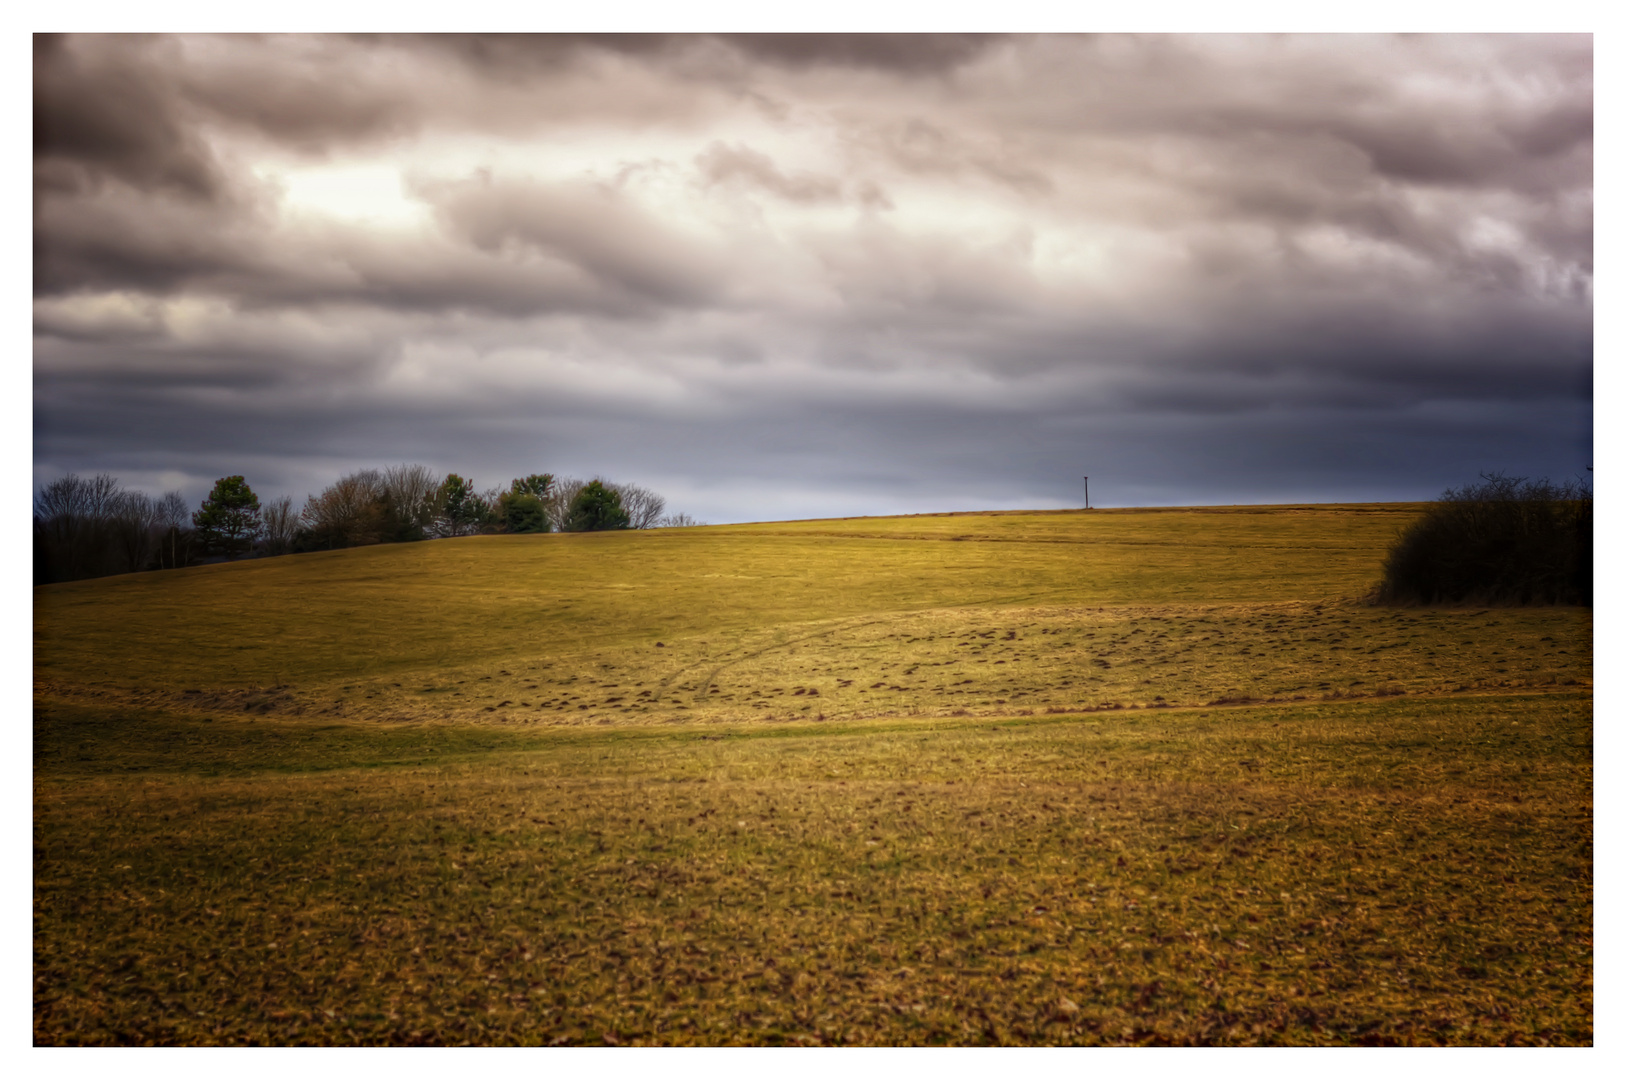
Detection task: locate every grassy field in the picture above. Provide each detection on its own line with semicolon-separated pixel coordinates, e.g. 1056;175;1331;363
33;505;1593;1044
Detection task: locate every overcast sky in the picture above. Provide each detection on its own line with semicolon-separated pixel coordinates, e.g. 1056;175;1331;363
32;33;1592;522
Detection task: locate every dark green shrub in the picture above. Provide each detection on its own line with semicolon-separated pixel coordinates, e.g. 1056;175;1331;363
564;480;630;532
1375;473;1591;606
497;490;550;533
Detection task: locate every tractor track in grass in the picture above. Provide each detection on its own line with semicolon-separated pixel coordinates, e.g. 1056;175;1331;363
33;679;1590;742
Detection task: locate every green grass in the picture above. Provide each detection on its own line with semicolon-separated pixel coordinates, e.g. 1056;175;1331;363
33;505;1593;1044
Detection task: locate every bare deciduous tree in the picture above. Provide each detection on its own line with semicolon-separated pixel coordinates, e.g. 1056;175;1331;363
35;473;127;581
35;472;120;521
261;495;301;556
301;469;385;549
479;485;506;532
154;490;190;569
34;474;200;580
543;477;586;532
380;464;442;537
612;482;667;530
107;490;158;574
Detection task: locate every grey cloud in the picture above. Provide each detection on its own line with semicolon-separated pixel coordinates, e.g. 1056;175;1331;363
976;35;1591;214
395;33;675;69
697;142;844;204
175;36;428;153
179;34;1006;152
421;174;732;312
404;33;1005;77
33;34;1591;523
33;34;703;189
34;179;276;297
35;341;1591;522
36;168;733;320
716;34;1005;74
863;118;1055;195
34;34;225;202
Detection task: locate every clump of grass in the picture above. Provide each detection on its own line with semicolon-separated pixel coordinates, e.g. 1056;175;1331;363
1374;475;1591;607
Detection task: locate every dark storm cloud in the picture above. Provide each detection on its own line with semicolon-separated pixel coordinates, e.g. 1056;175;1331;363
33;34;1591;520
409;33;1005;76
36;172;730;319
33;35;225;202
715;33;1005;74
32;32;1004;186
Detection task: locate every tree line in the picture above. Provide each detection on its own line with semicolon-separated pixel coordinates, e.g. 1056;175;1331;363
33;466;701;585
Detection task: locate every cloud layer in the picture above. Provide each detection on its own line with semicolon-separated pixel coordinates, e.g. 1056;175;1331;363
34;33;1592;519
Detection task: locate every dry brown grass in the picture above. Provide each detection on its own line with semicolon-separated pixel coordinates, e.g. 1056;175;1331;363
36;599;1591;730
33;505;1593;1044
35;694;1591;1045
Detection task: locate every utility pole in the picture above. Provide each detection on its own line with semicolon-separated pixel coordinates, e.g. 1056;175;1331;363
1084;476;1090;510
